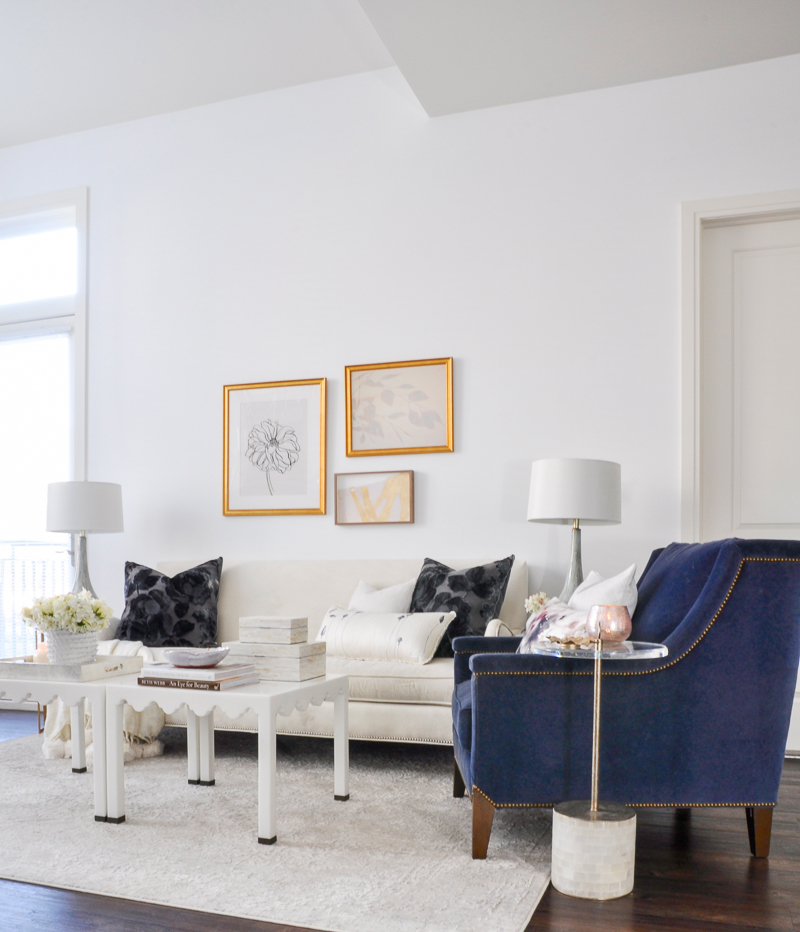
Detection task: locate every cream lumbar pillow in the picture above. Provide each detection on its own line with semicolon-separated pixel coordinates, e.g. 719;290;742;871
567;563;638;616
347;578;416;614
317;608;455;664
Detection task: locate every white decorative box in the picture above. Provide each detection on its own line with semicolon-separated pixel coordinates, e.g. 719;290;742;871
238;616;308;645
223;640;325;681
0;655;143;682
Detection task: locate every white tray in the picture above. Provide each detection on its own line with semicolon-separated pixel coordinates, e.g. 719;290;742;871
0;655;143;682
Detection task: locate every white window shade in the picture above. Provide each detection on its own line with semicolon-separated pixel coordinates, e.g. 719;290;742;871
0;227;78;307
0;188;87;479
0;190;85;327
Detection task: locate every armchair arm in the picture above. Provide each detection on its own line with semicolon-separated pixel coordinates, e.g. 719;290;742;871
452;635;520;687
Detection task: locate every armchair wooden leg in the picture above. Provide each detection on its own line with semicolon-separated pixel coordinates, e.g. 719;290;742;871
745;806;773;858
472;791;495;859
453;759;466;798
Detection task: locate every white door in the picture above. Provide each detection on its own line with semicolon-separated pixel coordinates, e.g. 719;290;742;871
690;201;800;753
700;214;800;541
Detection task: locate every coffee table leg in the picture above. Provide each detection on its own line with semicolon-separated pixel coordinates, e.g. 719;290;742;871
257;704;277;845
333;689;349;801
105;695;126;824
71;699;87;774
198;712;215;786
91;693;108;821
186;709;200;784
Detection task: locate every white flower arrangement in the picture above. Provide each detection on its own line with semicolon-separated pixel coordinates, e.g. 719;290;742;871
21;590;113;633
524;591;549;616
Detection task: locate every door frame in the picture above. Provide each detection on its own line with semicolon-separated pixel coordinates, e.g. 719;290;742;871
681;188;800;541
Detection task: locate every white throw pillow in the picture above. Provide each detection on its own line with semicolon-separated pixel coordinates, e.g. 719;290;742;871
347;578;416;613
317;608;455;664
567;564;638;617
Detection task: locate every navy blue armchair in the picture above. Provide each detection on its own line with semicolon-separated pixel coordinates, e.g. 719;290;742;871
452;538;800;859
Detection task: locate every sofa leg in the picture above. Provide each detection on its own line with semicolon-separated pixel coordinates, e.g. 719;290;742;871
453;760;466;798
745;806;773;858
472;791;495;859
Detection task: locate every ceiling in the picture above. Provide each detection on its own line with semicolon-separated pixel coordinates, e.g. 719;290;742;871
2;0;800;149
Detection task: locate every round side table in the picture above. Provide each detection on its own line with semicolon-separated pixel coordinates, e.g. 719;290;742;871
528;639;667;900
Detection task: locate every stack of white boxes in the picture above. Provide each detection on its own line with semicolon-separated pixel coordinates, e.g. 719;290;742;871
223;616;326;681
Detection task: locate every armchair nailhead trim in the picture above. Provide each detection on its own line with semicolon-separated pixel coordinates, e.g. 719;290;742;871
625;801;775;808
472;785;775;810
461;557;800;680
473;786;553;808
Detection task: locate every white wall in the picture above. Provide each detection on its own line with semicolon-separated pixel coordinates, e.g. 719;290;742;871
1;55;799;613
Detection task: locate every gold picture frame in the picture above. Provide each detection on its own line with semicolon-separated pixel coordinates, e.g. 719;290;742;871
335;470;415;525
345;357;453;457
223;378;326;515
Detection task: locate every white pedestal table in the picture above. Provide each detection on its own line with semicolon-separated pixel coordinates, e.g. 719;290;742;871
105;673;350;844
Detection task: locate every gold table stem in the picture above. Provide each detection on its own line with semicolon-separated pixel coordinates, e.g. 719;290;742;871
590;641;602;812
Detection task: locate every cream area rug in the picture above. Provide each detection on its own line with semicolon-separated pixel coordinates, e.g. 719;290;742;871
0;729;551;932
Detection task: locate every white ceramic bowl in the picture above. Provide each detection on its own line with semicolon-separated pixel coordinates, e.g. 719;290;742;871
162;646;230;668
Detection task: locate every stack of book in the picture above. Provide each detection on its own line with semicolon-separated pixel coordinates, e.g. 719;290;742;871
138;661;259;691
223;616;326;681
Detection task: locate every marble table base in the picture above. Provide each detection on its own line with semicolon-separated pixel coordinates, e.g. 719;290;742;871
551;800;636;900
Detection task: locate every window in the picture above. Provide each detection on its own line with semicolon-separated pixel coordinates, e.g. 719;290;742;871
0;190;86;658
0;221;77;306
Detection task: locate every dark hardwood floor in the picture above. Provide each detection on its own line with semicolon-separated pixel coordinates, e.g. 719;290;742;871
528;762;800;932
1;709;798;932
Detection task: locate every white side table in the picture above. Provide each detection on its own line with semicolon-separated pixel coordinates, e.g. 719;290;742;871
528;640;667;900
105;674;350;844
0;676;109;820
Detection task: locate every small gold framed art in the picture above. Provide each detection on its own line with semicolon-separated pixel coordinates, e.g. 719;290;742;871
223;378;326;516
344;357;453;456
334;470;414;525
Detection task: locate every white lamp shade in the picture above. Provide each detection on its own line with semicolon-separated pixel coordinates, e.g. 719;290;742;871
46;481;124;533
527;458;621;526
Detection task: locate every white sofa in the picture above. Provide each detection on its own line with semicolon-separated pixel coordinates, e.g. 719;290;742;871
153;558;528;745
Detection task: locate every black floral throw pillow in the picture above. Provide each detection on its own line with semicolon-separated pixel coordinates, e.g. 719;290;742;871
410;556;515;657
116;558;223;647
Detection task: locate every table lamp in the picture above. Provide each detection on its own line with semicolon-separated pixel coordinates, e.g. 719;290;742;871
46;481;124;599
527;458;621;602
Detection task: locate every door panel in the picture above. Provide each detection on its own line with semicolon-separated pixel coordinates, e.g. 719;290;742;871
700;217;800;540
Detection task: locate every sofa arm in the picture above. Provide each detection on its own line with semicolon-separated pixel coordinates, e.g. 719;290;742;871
452;635;520;686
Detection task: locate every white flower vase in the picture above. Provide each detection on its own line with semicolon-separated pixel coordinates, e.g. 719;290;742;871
46;630;98;665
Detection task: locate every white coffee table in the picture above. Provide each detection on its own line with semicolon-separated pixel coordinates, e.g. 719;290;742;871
0;675;109;820
105;673;350;844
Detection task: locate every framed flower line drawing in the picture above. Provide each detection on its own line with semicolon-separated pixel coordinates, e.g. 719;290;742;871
345;357;453;456
335;470;414;525
223;378;326;516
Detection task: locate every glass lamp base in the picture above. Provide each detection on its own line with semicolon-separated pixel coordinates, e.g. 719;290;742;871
71;533;98;599
558;525;583;603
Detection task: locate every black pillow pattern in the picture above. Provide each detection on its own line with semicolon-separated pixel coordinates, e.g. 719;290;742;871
116;558;223;647
410;556;515;656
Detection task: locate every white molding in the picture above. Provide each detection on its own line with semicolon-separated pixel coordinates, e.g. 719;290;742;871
0;187;85;222
0;315;74;341
0;295;75;326
680;188;800;542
